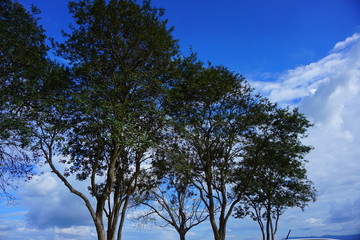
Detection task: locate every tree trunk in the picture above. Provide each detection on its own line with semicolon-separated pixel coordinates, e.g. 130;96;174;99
273;210;280;240
209;210;220;240
261;228;265;240
270;217;274;240
259;219;265;240
116;196;129;240
107;224;116;240
219;222;227;240
179;230;186;240
266;213;271;240
107;209;118;240
94;216;106;240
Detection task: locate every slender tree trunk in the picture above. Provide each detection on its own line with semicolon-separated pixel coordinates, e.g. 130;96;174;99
219;221;227;240
179;230;186;240
94;215;106;240
209;212;220;240
218;198;226;240
270;217;274;240
107;196;122;240
107;212;117;240
266;212;271;240
116;196;129;240
203;168;220;240
273;210;280;240
259;219;265;240
107;223;116;240
254;205;265;240
207;186;221;240
261;228;265;240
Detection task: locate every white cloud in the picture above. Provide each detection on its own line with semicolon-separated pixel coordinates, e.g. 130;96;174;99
332;33;360;52
252;32;360;237
54;225;97;237
22;173;58;197
252;33;360;107
306;218;325;227
20;171;93;229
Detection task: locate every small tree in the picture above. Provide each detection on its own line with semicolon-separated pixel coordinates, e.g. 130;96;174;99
134;131;209;240
135;175;208;240
234;104;316;240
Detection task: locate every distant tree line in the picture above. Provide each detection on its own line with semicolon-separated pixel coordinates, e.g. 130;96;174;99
0;1;316;240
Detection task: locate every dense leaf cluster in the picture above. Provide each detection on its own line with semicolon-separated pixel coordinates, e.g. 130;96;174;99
0;0;48;199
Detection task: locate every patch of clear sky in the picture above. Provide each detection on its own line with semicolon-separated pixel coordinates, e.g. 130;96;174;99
19;0;360;79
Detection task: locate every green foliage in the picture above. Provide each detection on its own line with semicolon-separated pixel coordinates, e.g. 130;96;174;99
0;0;50;200
38;1;179;239
0;0;47;81
0;1;316;240
160;55;264;240
57;0;178;184
234;102;316;240
1;0;44;136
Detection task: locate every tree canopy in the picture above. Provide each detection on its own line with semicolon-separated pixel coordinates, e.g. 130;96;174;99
234;103;316;240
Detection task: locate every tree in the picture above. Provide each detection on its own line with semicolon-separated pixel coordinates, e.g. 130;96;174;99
164;56;261;240
134;132;209;240
135;174;208;240
0;0;49;200
25;1;178;240
234;104;316;240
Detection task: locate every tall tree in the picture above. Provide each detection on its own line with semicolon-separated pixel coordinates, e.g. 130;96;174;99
165;56;261;240
234;104;316;240
0;0;49;200
26;1;178;240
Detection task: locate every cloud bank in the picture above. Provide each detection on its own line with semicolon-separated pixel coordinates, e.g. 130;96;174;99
21;173;93;229
253;33;360;237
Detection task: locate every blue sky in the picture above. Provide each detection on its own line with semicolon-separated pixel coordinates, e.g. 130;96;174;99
1;0;360;240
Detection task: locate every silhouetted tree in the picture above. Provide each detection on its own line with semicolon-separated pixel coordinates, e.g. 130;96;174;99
234;104;316;240
163;56;262;240
24;1;178;240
